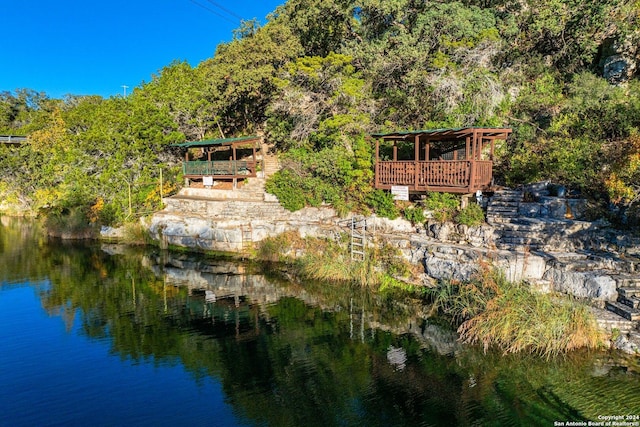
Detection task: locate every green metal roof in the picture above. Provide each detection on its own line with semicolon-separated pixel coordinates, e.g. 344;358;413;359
372;127;511;139
171;135;260;148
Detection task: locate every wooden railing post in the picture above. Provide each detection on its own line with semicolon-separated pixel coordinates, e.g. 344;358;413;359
468;160;476;193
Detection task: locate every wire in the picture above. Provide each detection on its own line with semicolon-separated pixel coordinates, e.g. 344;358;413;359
203;0;243;21
187;0;238;25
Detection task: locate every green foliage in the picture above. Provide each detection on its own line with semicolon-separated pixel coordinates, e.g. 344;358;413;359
266;135;374;212
425;192;459;223
456;203;485;226
403;205;426;225
198;20;303;134
266;53;372;150
265;169;307;211
3;0;640;224
366;189;399;219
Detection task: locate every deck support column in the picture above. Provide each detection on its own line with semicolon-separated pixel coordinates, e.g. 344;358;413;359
424;139;430;162
375;138;380;188
414;134;420;190
465;137;470;160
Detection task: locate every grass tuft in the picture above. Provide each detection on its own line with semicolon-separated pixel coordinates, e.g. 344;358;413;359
428;263;604;358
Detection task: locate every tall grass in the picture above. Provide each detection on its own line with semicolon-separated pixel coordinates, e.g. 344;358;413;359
429;264;604;358
256;232;418;290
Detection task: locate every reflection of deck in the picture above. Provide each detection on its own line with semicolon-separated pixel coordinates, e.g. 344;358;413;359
375;160;492;193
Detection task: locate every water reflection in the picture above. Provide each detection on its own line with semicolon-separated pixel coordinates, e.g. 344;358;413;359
1;216;640;426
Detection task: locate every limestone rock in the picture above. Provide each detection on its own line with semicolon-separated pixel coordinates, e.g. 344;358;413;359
543;268;617;302
614;333;640;355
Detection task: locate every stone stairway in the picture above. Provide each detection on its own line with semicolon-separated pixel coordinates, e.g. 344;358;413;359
163;194;291;220
487;190;602;252
487;189;640;331
605;275;640;321
487;190;544;250
261;144;281;178
486;190;522;224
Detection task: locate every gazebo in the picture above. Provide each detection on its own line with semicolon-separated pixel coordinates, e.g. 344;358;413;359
172;136;261;188
372;127;512;194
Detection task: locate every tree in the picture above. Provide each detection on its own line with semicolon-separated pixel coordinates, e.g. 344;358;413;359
197;20;303;135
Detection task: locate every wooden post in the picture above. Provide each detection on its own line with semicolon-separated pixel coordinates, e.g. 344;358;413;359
127;180;132;218
465;136;470;160
393;141;398;161
252;143;256;175
375;138;380;188
469;130;478;191
414;134;420;190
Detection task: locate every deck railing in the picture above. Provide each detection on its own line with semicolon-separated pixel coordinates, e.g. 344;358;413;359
183;160;256;177
376;160;492;192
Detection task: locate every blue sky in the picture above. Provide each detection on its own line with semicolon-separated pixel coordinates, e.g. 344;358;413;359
1;0;284;99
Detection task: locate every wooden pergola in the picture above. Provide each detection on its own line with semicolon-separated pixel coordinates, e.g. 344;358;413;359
373;127;512;194
172;136;261;188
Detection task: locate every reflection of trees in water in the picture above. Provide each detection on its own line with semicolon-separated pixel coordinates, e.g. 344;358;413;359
5;220;640;425
0;217;49;284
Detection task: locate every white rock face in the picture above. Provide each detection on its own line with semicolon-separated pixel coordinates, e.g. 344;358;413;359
543;268;618;302
148;198;340;253
149;194;639;309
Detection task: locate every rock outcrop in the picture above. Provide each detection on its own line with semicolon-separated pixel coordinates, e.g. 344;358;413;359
145;184;640;348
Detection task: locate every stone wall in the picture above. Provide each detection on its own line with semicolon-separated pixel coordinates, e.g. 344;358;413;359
147;194;640;305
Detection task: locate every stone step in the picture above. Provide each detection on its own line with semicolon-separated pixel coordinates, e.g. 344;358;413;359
614;274;640;288
618;287;640;298
499;235;544;244
492;190;522;196
490;194;522;202
486;216;517;225
489;200;521;206
487;209;518;218
605;301;640;321
618;294;640;309
592;307;636;334
487;207;519;214
489;200;521;205
498;228;546;238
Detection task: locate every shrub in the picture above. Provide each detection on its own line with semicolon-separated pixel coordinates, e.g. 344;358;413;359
425;192;459;223
366;189;399;219
403;204;426;225
456;203;485;226
265;169;307;211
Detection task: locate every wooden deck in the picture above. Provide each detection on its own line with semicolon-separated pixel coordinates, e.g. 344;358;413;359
182;160;257;179
372;128;511;194
375;160;492;193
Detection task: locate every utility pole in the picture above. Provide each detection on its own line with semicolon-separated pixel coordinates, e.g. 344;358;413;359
121;85;129;97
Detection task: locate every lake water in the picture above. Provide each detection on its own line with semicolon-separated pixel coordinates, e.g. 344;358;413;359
1;217;640;426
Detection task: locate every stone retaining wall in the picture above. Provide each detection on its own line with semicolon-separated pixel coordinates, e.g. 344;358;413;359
147;195;640;304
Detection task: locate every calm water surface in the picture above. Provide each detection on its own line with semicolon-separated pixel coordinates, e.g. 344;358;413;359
1;217;639;426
